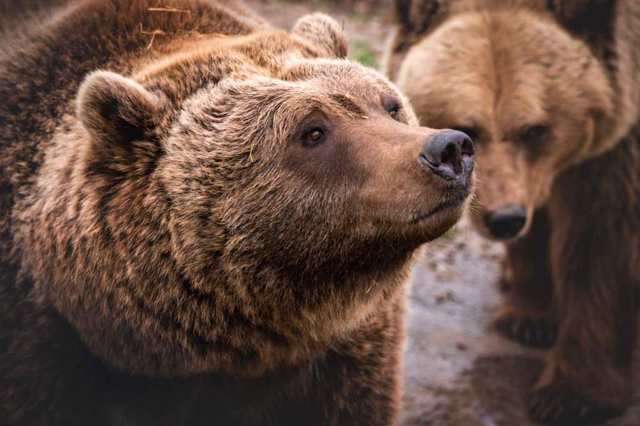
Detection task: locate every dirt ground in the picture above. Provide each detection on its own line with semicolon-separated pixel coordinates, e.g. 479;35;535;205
244;1;640;424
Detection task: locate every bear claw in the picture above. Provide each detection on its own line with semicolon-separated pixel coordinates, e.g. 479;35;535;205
494;310;556;349
529;385;621;426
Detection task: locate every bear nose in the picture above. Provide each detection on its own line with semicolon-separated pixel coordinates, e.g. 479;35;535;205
419;130;474;182
484;204;527;240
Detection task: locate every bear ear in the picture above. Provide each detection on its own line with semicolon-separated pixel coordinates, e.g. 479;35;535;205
292;13;348;59
547;0;617;47
77;71;163;143
395;0;441;35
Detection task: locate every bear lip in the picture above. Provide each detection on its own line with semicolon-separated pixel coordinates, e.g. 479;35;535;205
409;191;470;224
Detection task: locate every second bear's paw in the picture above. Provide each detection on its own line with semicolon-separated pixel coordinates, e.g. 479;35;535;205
493;307;556;349
528;384;621;426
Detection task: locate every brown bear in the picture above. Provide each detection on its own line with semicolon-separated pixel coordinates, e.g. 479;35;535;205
0;1;475;425
385;0;640;424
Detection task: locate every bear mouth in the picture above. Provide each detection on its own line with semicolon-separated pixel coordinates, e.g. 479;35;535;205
410;191;469;224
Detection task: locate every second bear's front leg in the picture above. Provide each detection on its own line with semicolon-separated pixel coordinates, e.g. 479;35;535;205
494;208;556;349
528;142;639;425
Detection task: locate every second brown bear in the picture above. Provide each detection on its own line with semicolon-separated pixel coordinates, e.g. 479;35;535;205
386;0;640;424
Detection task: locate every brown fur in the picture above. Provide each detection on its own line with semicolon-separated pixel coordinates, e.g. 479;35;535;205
0;1;472;425
386;0;640;424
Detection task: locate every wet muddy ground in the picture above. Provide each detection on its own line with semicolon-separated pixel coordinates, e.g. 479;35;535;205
401;221;543;426
245;1;640;424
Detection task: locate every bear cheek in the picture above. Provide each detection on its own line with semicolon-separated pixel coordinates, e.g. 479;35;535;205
284;136;366;190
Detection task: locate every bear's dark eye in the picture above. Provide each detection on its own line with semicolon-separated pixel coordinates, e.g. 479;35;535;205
519;124;550;147
302;127;326;148
386;101;401;120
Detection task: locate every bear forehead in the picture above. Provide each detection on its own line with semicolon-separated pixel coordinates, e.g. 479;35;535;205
136;46;399;117
413;10;593;87
399;8;610;136
178;76;385;137
185;58;400;114
281;59;395;95
434;11;579;53
192;59;402;116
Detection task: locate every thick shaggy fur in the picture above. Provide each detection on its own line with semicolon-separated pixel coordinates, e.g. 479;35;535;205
0;1;472;425
385;0;640;424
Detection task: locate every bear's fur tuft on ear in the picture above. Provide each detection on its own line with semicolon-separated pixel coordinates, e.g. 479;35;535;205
292;13;348;59
77;71;162;143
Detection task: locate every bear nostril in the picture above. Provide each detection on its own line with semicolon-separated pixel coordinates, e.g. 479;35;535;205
440;142;462;173
461;136;475;157
420;130;474;181
484;204;527;240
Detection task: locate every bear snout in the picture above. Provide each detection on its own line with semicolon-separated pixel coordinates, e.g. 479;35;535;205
419;129;475;186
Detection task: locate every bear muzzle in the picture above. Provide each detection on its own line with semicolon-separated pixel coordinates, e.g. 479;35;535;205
419;129;475;189
483;203;527;240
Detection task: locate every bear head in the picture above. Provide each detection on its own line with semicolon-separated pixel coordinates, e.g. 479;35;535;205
386;0;635;240
19;13;474;376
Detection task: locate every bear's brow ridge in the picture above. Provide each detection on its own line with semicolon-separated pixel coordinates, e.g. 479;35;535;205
329;93;366;117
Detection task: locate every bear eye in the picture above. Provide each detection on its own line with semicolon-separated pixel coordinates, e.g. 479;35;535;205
302;127;326;148
384;98;402;121
519;124;550;146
